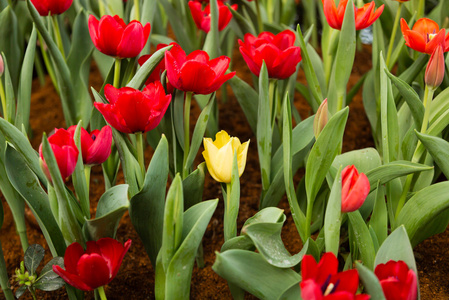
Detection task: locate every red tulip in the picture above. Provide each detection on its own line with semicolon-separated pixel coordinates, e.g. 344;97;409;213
188;1;237;33
138;44;174;94
30;0;73;16
400;18;449;54
94;82;171;134
67;125;112;166
375;260;417;300
165;43;235;94
322;0;384;31
53;238;131;291
300;252;370;300
341;165;370;213
238;30;302;79
425;45;445;89
88;15;151;58
39;128;79;181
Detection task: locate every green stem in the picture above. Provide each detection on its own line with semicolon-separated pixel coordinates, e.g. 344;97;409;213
254;0;263;34
417;0;425;19
182;92;193;179
37;32;59;93
135;132;145;178
97;286;107;300
305;199;313;239
224;183;235;241
84;165;91;195
0;78;7;121
134;0;141;21
29;288;37;300
113;58;121;88
385;3;402;69
52;15;65;59
98;0;105;16
420;85;435;135
0;240;14;300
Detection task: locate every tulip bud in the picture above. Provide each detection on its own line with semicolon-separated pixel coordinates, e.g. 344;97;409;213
313;99;328;139
341;165;370;213
375;260;417;300
425;45;445;89
0;55;4;77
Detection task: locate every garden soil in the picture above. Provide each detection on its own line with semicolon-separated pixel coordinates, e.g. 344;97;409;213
1;46;449;299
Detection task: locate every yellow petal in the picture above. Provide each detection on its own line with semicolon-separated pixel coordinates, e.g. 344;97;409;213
203;138;222;182
237;140;250;177
213;140;234;183
213;130;231;148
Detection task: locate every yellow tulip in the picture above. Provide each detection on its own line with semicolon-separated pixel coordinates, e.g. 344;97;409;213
202;130;250;183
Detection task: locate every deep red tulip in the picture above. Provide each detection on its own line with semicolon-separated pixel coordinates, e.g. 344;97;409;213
67;125;112;166
425;45;445;89
165;43;235;94
322;0;384;31
375;260;417;300
88;15;151;58
39;128;79;180
341;165;370;213
400;18;449;54
94;82;172;134
53;238;131;291
238;30;302;79
188;1;237;33
300;252;370;300
138;43;174;94
30;0;73;16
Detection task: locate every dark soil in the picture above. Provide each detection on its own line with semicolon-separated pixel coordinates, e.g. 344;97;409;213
1;45;448;300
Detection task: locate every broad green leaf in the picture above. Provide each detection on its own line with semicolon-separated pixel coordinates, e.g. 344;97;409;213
82;185;129;241
348;210;375;269
24;244;45;275
228;75;258;134
416;131;449;179
370;182;388;245
34;257;65;291
324;167;342;255
356;262;386;300
227;3;256;39
212;250;301;300
331;148;382;175
223;153;240;241
183;163;205;210
1;54;15;124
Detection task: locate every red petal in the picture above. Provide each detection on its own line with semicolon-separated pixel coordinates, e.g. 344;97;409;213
300;279;324;300
77;254;111;289
97;238;132;279
86;126;112;165
332;269;359;294
63;242;85;275
117;21;146;58
96;15;125;57
52;265;93;291
178;60;216;93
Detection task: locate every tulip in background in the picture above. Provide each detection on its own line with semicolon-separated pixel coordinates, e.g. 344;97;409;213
322;0;384;30
39;128;79;181
239;30;302;79
188;1;237;33
53;238;131;293
30;0;73;16
67;125;112;166
94;82;172;134
300;252;370;299
88;15;151;58
313;99;328;139
375;260;417;300
138;43;174;94
400;18;449;54
425;45;445;89
341;165;370;213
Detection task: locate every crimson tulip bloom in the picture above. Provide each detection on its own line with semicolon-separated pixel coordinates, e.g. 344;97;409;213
322;0;384;31
238;30;302;79
67;125;112;166
375;260;417;300
39;128;79;180
341;165;370;213
400;18;449;54
300;252;369;299
53;238;131;291
165;43;235;94
88;15;151;58
188;1;237;33
30;0;73;16
138;44;174;94
425;45;445;89
94;82;171;134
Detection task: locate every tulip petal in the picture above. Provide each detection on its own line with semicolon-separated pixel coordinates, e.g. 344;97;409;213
332;269;359;294
203;138;222;182
300;279;324;300
117;21;148;58
53;265;94;291
63;242;85;275
208;56;231;78
86;126;112;165
94;102;132;134
96;15;124;56
77;254;111;289
178;61;216;94
97;239;132;279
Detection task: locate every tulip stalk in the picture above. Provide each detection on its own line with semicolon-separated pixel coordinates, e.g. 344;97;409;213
134;0;140;22
52;15;65;59
385;3;402;68
135;132;145;179
254;0;263;34
98;0;105;16
113;58;121;88
84;165;92;198
97;286;107;300
224;183;234;241
182;91;193;179
37;32;59;93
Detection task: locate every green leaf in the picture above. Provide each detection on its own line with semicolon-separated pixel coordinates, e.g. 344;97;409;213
130;135;168;267
227;3;256;39
183;163;205;210
415;131;449;179
324;166;342;255
369;182;388;245
34;257;65;291
71;122;89;219
1;53;15;124
24;244;45;275
223;152;241;241
348;210;376;269
212;250;301;300
203;0;219;58
356;262;386;300
228;75;258;134
82;185;129;241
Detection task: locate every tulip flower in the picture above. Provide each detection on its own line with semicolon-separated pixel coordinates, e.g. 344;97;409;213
53;238;131;291
138;44;174;94
39;128;79;181
165;43;235;94
94;82;171;134
188;1;237;33
341;165;370;213
322;0;384;31
313;99;328;139
88;15;151;58
67;125;112;166
0;55;4;76
202;130;249;183
300;252;370;299
425;45;445;89
238;30;302;79
400;18;449;54
375;260;417;300
30;0;73;16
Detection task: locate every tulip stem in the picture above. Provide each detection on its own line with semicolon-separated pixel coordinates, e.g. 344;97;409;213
98;0;105;16
0;78;7;122
97;286;107;300
84;165;92;214
113;58;121;88
134;0;140;22
417;0;425;19
37;32;59;94
224;183;236;241
182;92;193;179
305;199;313;240
52;15;65;59
254;0;263;34
136;132;146;178
385;3;402;69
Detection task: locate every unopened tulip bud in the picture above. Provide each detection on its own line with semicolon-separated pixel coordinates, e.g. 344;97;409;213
341;165;370;213
425;45;445;89
0;55;4;77
313;99;328;139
